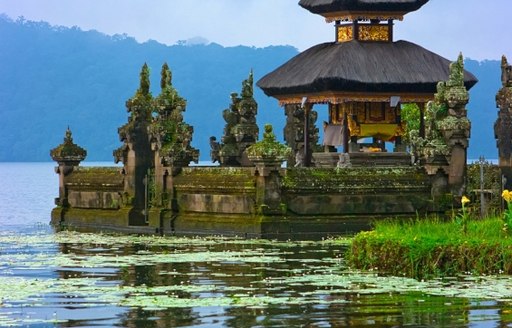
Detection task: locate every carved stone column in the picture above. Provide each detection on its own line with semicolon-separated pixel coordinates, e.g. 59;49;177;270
495;56;512;189
113;64;154;225
247;124;290;215
218;71;259;167
420;54;471;200
283;103;319;167
50;127;87;207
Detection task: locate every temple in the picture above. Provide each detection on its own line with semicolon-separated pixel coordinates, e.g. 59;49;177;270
51;0;482;238
258;0;476;168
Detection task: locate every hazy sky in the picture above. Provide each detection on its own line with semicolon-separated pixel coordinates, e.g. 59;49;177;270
0;0;510;61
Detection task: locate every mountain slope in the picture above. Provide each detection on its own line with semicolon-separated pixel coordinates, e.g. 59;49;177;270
0;16;297;161
0;15;503;162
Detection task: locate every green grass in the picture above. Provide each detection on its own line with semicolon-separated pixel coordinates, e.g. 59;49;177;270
347;216;512;279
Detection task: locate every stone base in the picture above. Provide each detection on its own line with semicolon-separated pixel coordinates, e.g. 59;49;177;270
312;152;412;167
349;152;412;167
51;165;443;239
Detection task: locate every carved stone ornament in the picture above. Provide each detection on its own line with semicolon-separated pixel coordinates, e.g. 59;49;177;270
50;127;87;164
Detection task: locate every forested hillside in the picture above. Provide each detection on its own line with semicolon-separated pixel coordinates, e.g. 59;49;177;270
0;15;297;161
0;15;503;161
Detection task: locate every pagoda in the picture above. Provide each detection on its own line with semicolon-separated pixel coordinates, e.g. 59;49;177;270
258;0;477;167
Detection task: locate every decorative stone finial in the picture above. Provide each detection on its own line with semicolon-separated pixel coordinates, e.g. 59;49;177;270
160;62;172;90
50;127;87;164
447;53;465;88
139;63;150;96
502;55;512;88
444;52;469;111
150;63;199;167
246;124;291;160
217;71;259;166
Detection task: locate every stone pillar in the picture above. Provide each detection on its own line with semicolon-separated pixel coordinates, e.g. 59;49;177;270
113;63;154;225
50;127;87;207
284;104;303;167
304;103;312;167
246;124;290;214
420;54;471;201
441;55;471;197
252;161;284;215
495;55;512;189
283;103;318;167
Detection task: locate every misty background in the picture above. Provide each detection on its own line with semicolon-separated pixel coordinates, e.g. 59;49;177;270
0;16;503;162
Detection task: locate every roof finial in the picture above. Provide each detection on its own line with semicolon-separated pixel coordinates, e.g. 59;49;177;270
160;62;172;90
502;55;512;87
139;63;150;96
65;126;72;143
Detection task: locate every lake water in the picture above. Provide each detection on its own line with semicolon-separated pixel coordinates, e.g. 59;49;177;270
0;162;512;327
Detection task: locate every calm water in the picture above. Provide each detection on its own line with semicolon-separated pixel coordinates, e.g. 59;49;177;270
0;162;511;327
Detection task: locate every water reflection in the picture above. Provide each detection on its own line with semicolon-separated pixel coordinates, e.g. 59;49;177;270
0;228;511;327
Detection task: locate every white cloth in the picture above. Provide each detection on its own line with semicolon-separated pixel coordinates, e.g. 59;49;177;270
323;124;344;146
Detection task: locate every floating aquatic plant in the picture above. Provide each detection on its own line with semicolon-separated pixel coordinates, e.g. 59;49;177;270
1;229;512;326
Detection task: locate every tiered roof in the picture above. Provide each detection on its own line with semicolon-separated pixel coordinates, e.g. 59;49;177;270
257;0;478;104
257;41;477;102
299;0;429;21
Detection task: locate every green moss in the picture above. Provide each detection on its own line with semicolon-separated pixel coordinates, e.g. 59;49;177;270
67;167;124;191
283;167;430;193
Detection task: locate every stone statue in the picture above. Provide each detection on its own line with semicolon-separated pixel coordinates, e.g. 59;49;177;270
217;71;259;166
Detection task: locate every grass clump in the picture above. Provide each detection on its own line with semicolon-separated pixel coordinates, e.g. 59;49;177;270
347;216;512;279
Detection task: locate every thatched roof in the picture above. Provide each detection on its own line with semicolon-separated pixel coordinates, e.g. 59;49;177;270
257;40;478;98
299;0;429;16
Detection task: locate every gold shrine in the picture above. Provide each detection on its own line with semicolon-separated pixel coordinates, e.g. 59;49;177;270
337;22;391;43
329;102;404;142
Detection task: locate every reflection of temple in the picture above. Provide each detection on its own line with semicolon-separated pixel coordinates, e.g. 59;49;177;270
258;0;477;167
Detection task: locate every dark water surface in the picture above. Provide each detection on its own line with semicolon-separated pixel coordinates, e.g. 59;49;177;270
0;162;511;327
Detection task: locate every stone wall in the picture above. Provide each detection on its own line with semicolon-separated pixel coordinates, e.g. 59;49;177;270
65;167;124;210
53;165;441;238
282;167;433;217
173;167;256;214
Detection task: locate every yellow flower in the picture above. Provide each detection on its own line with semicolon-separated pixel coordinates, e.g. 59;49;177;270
503;190;512;203
461;196;470;205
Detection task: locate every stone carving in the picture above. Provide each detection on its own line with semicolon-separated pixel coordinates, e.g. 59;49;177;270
217;71;259;166
417;53;471;198
209;136;220;163
50;127;87;165
246;124;291;161
495;55;512;188
113;63;153;165
149;63;199;168
50;127;88;207
495;56;512;164
283;104;319;167
112;64;155;222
